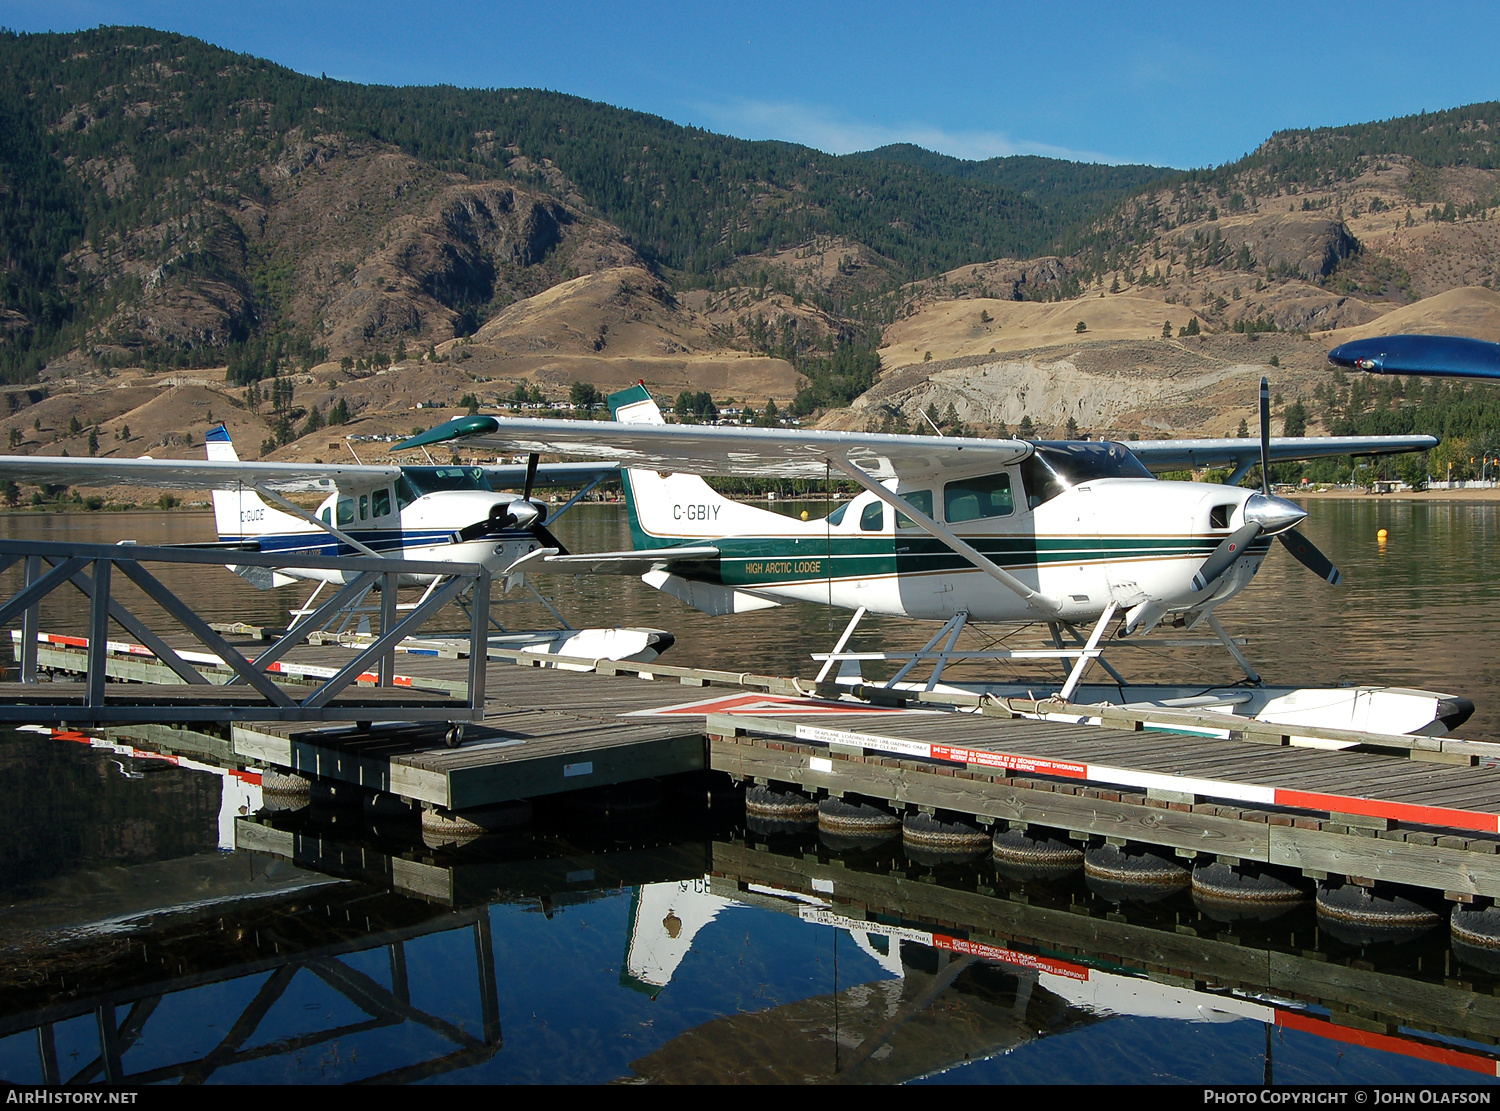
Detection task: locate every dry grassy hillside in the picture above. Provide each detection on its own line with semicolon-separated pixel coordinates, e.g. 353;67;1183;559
447;265;803;401
835;287;1500;441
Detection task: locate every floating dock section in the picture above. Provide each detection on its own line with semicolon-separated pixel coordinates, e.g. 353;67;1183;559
19;633;1500;910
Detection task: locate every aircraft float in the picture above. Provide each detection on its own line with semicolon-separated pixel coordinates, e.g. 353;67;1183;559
391;381;1473;740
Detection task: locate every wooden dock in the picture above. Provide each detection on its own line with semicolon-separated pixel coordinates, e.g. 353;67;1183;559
21;631;1500;905
707;706;1500;901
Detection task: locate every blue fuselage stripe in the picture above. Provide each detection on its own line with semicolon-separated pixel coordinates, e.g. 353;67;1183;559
219;529;528;556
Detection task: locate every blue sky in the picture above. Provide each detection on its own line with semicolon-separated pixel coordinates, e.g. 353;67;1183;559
4;1;1499;169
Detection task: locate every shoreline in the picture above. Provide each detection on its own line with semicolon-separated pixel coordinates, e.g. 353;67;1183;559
1294;487;1500;501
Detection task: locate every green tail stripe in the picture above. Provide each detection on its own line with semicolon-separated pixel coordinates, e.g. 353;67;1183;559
606;384;656;548
608;383;654;417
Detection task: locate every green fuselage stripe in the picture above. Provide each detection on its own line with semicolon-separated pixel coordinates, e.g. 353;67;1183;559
656;533;1270;588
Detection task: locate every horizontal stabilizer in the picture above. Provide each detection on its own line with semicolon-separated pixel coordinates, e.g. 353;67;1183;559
542;545;720;576
641;570;782;615
229;564;301;590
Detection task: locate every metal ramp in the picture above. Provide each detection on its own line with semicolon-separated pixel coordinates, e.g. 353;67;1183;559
0;539;490;729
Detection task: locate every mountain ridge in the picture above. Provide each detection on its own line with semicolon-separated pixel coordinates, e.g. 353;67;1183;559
4;26;1500;485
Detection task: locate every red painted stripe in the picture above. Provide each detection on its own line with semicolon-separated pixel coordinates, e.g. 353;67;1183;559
931;744;1088;778
1277;788;1500;834
47;633;431;692
1277;1009;1499;1075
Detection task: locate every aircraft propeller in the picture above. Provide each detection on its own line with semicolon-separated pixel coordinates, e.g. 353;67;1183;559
457;451;570;552
1191;378;1340;592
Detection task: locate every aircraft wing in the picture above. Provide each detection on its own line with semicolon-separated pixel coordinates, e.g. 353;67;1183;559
540;545;721;576
0;455;403;493
0;456;621;494
480;461;620;488
398;415;1029;480
1328;334;1500;379
1127;435;1438;473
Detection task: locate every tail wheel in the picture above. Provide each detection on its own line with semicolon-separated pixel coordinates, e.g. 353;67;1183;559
444;723;465;749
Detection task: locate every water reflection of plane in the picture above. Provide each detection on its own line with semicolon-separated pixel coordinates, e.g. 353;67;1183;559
620;877;1267;1082
627;907;1094;1082
699;839;1500;1082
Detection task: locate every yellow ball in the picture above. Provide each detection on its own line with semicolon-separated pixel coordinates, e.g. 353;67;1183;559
1377;528;1388;540
800;510;810;521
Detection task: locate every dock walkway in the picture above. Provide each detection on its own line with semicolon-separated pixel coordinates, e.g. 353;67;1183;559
708;708;1500;900
21;632;1500;901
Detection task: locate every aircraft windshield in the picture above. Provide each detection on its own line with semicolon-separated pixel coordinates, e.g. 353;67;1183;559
1021;442;1153;510
1034;442;1153;484
400;466;495;496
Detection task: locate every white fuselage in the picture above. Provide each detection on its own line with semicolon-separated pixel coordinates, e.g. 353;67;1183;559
214;484;541;585
626;463;1270;628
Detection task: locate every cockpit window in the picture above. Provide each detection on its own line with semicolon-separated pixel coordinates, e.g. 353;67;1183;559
944;473;1014;523
395;475;418;512
1020;454;1067;510
400;467;494;496
895;489;933;529
1021;442;1153;510
1036;442;1154;483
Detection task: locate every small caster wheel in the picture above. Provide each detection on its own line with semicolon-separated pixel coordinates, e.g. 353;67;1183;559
444;723;465;749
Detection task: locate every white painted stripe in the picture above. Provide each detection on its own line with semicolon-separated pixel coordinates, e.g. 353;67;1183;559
1086;762;1277;805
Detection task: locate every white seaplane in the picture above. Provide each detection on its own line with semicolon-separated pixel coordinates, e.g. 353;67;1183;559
392;382;1474;739
0;426;672;663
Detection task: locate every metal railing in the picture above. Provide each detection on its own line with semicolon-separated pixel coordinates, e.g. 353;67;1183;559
0;539;489;725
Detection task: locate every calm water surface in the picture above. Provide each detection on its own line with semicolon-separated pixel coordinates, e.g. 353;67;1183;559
1;500;1498;1085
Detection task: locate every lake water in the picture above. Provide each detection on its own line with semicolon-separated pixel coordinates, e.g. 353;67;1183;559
1;501;1499;1085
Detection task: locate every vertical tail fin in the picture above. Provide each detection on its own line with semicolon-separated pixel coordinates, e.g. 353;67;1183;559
204;422;239;463
206;423;285;541
607;383;749;548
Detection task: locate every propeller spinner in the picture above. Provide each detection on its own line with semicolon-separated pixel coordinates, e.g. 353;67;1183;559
1192;378;1341;592
457;452;570;552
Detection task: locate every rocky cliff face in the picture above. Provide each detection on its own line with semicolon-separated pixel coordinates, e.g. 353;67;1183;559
62;132;647;365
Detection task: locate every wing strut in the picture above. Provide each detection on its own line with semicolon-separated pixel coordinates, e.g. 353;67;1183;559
828;457;1063;619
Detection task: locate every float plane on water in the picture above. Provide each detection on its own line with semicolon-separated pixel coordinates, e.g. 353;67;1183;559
0;427;673;662
394;382;1474;739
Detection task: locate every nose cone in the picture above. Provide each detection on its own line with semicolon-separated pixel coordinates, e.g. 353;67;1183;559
1243;492;1306;534
507;498;543;528
1327;337;1387;371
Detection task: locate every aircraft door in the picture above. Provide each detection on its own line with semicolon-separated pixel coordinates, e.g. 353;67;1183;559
1017;457;1110;620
